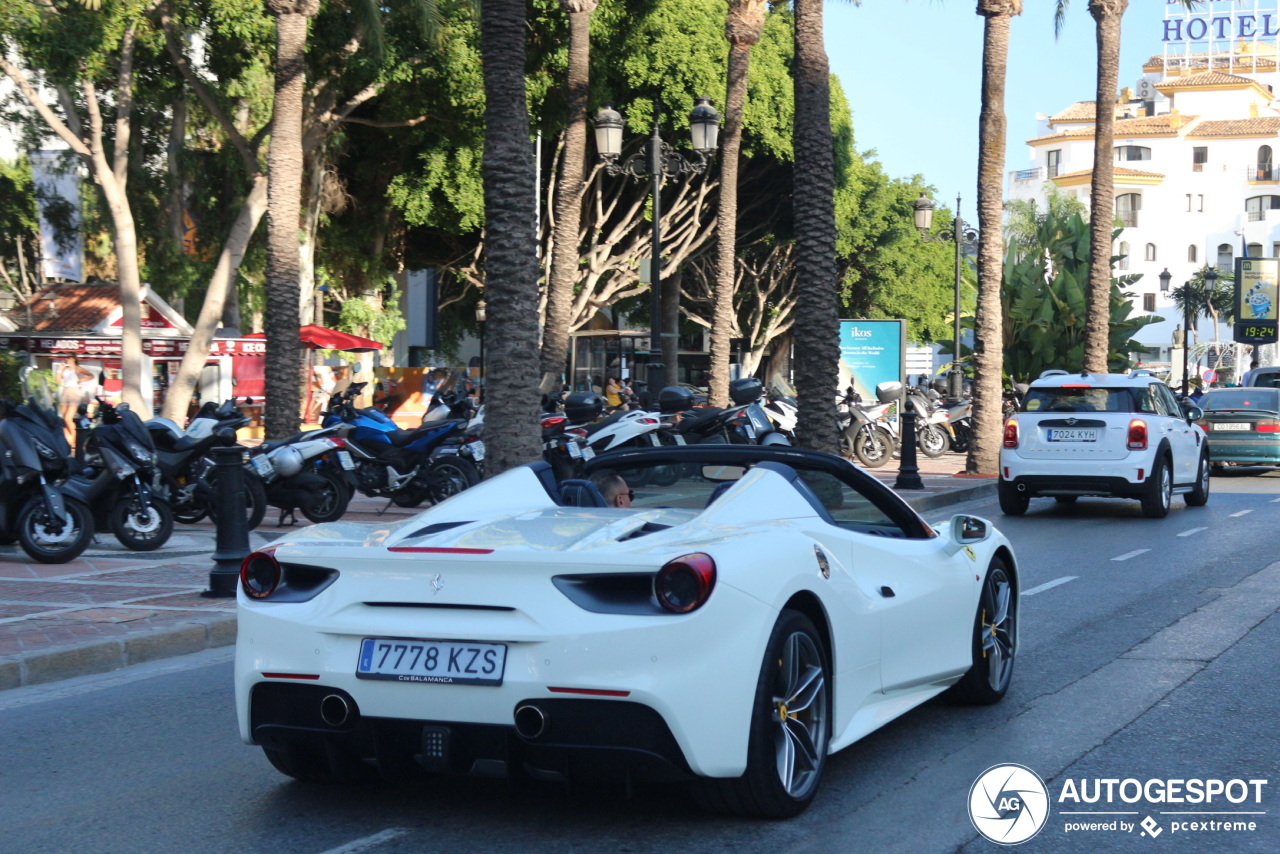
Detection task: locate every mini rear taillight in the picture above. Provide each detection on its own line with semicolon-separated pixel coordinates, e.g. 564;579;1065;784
1003;419;1019;449
655;553;716;614
241;548;281;600
1127;418;1148;450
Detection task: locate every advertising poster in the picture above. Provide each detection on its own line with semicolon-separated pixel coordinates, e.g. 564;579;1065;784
28;149;83;282
838;319;905;401
1234;258;1280;344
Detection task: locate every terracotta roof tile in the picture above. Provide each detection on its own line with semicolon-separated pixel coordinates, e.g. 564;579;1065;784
1145;53;1279;72
1053;166;1166;181
1156;71;1262;89
2;283;120;333
1050;101;1096;123
1186;117;1280;137
1028;114;1195;144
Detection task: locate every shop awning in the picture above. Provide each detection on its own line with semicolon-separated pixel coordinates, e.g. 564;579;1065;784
244;324;383;352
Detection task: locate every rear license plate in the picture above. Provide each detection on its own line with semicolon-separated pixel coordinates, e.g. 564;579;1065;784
357;638;507;686
337;450;355;470
468;440;485;461
1047;428;1099;442
647;432;662;446
1212;422;1251;431
581;445;595;460
567;441;582;459
251;455;274;477
673;434;686;445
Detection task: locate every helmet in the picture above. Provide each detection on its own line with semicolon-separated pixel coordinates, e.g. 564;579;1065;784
269;446;304;478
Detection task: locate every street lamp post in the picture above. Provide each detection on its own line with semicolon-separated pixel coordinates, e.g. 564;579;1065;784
1200;267;1218;389
594;99;719;404
913;193;979;399
1182;280;1193;397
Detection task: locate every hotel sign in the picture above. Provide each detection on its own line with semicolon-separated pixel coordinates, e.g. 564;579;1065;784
1163;1;1280;43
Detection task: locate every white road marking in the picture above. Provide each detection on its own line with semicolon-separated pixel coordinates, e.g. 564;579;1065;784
1111;549;1151;562
1272;497;1280;503
1229;509;1254;518
315;829;412;854
1177;527;1208;538
1021;576;1078;597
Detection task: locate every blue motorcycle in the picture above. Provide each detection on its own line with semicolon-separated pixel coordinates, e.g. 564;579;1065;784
323;382;481;507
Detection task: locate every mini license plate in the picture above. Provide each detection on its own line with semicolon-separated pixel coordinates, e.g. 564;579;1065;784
357;638;507;686
1212;422;1251;432
1047;428;1099;442
251;455;274;477
647;432;662;446
673;434;686;445
468;440;485;461
337;450;355;470
567;441;582;459
581;445;596;460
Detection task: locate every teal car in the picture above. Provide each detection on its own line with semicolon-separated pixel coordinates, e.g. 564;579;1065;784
1198;388;1280;468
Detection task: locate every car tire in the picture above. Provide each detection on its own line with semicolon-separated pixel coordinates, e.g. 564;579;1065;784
997;480;1029;516
1185;453;1210;507
693;610;830;819
1140;456;1173;519
947;557;1016;705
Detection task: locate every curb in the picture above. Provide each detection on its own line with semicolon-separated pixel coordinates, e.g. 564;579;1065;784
901;481;999;515
0;612;237;691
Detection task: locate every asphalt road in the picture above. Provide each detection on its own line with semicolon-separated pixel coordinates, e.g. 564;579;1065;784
2;468;1278;854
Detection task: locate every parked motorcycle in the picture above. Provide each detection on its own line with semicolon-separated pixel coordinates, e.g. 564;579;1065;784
64;399;174;551
247;426;355;525
0;399;95;563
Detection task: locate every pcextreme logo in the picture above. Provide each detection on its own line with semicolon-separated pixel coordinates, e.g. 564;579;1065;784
968;764;1051;845
968;765;1270;845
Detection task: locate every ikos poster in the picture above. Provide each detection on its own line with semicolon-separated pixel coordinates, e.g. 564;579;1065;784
838;320;905;401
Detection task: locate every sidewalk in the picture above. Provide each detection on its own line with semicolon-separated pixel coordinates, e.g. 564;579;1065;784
0;451;994;691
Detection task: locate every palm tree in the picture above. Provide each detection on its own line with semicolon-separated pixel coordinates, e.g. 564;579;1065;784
968;0;1022;476
480;0;545;474
263;0;321;440
540;0;599;391
790;0;839;454
708;0;766;407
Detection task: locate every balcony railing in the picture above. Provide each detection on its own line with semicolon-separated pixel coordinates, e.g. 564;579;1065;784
1117;211;1139;227
1246;166;1278;182
1014;167;1043;182
1248;210;1267;221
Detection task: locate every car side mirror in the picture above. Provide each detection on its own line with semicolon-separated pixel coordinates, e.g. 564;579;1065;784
1183;406;1203;421
951;515;990;546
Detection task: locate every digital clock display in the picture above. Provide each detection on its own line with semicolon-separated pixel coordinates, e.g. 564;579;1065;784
1234;321;1279;344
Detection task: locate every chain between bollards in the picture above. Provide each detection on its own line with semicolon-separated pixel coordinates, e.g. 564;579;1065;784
894;397;925;491
204;443;252;598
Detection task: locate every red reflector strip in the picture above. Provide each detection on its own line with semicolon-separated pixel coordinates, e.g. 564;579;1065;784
262;673;320;680
1060;384;1092;388
547;686;631;697
388;547;495;554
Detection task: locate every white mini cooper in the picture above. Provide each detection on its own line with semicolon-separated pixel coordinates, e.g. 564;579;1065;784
999;371;1210;518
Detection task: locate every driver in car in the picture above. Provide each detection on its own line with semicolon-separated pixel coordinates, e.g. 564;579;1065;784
590;470;633;508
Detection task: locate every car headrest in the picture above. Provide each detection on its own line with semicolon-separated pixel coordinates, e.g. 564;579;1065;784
559;478;610;508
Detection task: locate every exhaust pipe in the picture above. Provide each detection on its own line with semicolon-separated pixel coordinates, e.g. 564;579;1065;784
1017;483;1027;492
320;693;352;727
513;704;548;740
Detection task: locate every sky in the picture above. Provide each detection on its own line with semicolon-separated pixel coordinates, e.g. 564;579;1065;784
824;1;1184;222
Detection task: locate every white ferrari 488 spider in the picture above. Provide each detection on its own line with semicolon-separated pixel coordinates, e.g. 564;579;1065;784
235;445;1019;818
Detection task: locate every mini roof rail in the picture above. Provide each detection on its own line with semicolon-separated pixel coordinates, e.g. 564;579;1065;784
1131;369;1155;377
1039;369;1069;378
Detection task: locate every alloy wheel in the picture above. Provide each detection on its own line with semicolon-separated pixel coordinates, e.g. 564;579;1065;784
981;568;1015;693
771;631;829;799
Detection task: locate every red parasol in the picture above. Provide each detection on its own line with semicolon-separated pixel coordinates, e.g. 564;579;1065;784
244;324;383;352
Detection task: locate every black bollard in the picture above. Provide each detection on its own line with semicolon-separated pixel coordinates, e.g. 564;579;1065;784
204;443;252;598
894;397;925;491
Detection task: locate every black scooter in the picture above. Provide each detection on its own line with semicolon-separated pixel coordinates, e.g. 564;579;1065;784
0;400;95;563
63;400;174;551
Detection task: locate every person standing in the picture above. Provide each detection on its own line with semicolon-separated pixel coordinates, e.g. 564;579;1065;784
58;356;92;443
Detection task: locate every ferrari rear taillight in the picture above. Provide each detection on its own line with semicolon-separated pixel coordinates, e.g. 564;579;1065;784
1002;419;1019;449
655;553;716;614
1127;419;1148;450
241;548;281;599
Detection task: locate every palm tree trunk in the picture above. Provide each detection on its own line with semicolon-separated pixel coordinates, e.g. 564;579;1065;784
1083;0;1127;373
263;1;318;440
541;1;598;389
710;0;765;406
970;0;1021;475
791;0;840;454
480;0;544;475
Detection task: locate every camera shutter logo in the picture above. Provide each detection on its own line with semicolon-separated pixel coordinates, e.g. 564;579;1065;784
968;763;1051;845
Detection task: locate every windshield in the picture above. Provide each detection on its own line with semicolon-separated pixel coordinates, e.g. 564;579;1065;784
1022;387;1138;414
1201;389;1280;414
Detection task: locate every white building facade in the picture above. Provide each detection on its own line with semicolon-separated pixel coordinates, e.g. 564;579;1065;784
1007;4;1280;377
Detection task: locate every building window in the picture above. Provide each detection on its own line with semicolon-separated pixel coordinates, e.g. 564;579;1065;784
1186;194;1193;212
1193;146;1208;171
1245;195;1280;221
1273;242;1280;258
1143;293;1156;312
1119;241;1131;270
1218;243;1233;273
1115;145;1152;161
1198;194;1204;212
1188;245;1198;263
1259;145;1274;180
1116;193;1141;227
1144;243;1157;262
1047;149;1062;178
1249;242;1264;258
